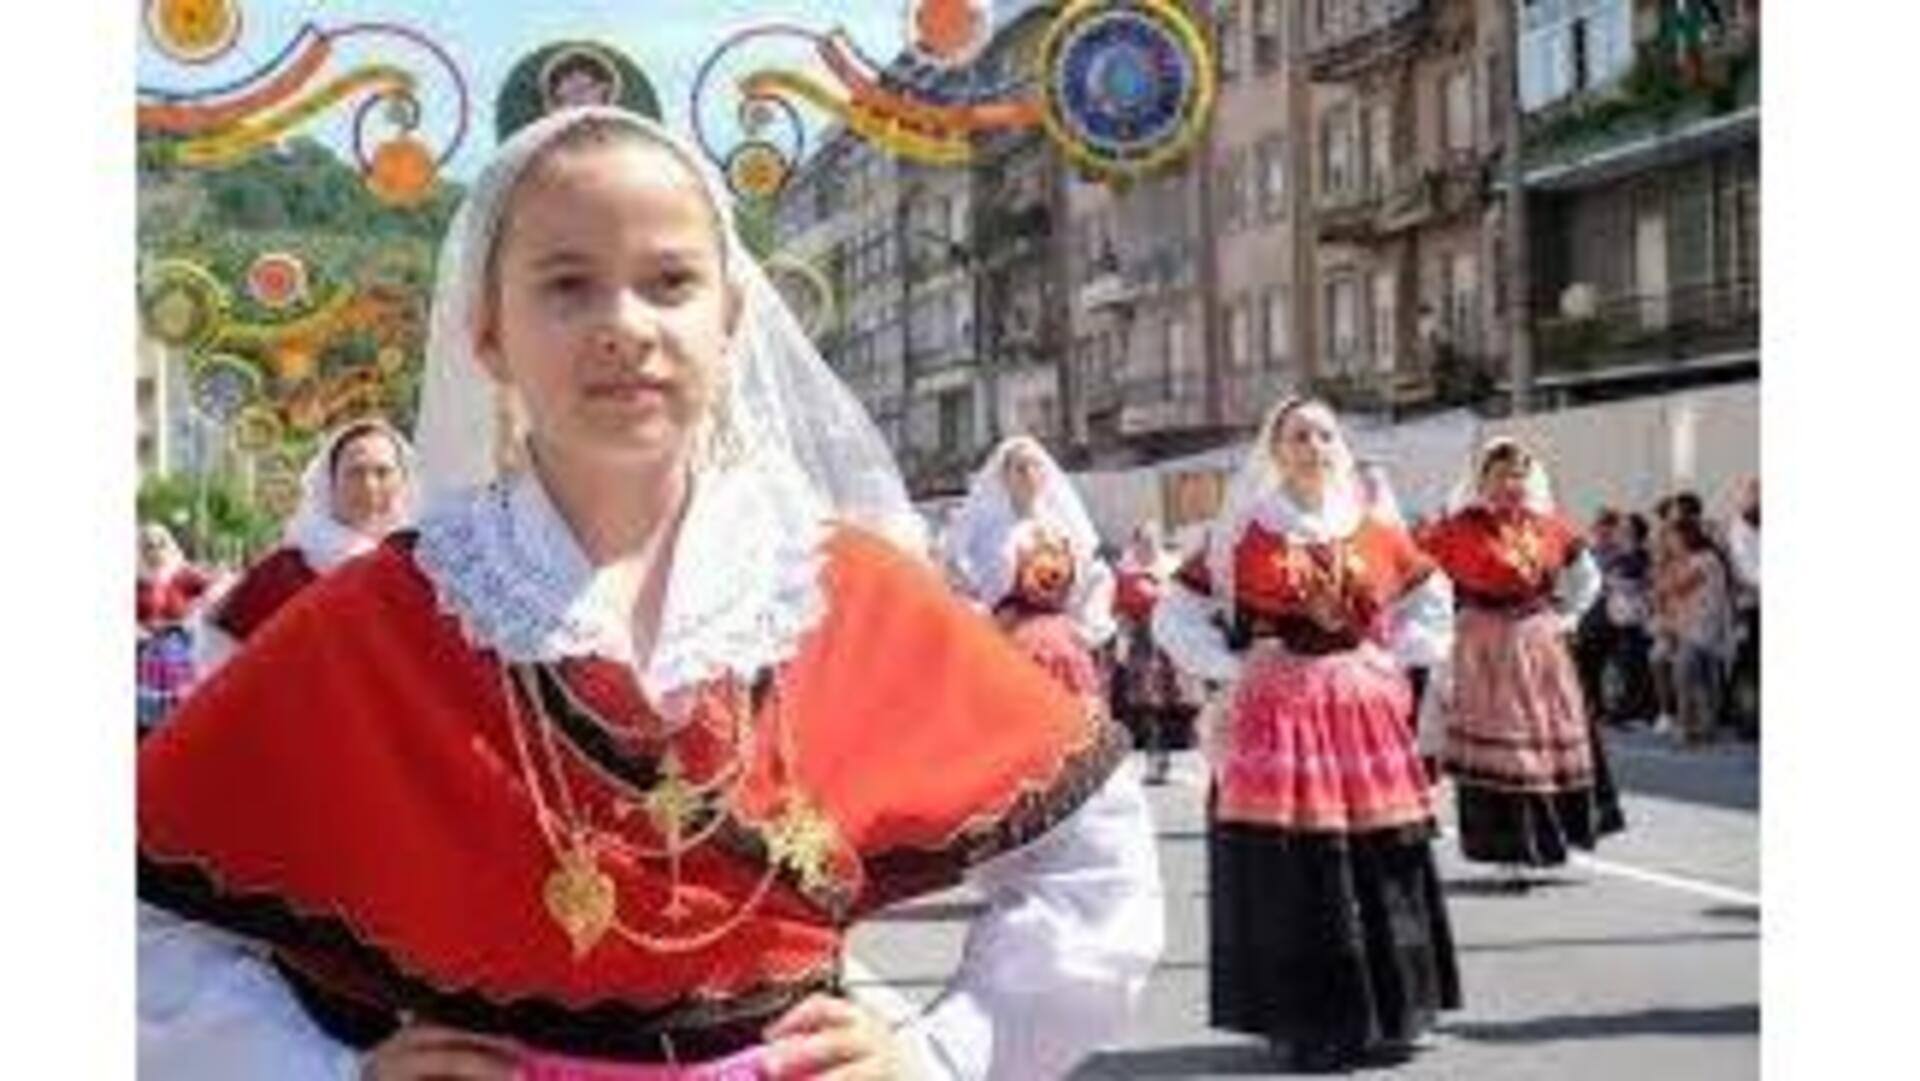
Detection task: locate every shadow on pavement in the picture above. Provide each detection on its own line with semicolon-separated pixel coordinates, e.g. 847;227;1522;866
1444;873;1583;896
1457;930;1756;955
1069;1040;1277;1078
1702;903;1761;922
1441;1003;1759;1043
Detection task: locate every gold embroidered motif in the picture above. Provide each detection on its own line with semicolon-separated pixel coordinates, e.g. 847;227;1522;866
762;798;841;896
542;842;616;959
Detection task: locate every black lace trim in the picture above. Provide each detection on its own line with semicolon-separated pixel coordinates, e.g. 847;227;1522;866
860;709;1133;912
138;854;834;1061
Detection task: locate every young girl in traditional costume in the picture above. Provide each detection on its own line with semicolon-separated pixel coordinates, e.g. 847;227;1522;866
139;108;1162;1081
1153;398;1459;1072
1111;521;1191;784
1423;437;1620;877
136;523;212;734
943;437;1117;702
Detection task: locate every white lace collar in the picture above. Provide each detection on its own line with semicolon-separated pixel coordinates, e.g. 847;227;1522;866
289;511;381;573
414;454;831;720
1249;483;1364;545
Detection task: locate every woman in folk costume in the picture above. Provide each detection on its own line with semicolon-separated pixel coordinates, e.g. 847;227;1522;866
1152;397;1459;1072
1111;521;1191;784
944;436;1117;700
196;418;417;674
136;523;214;734
1423;437;1621;876
138;108;1162;1081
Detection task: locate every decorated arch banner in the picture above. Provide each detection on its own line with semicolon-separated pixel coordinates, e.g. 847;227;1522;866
137;5;470;208
689;1;1213;199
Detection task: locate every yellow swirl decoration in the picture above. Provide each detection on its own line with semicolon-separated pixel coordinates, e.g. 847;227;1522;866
218;284;357;351
172;66;417;168
740;71;973;167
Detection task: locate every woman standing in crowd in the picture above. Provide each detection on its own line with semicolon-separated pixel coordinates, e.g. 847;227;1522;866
1655;513;1740;746
1112;521;1190;784
140;107;1160;1081
136;523;213;736
1154;397;1459;1072
1423;438;1619;881
945;436;1117;703
195;419;417;674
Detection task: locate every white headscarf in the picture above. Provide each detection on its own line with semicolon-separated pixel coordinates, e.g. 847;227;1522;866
284;419;420;572
1207;397;1365;608
945;436;1102;607
1445;435;1557;515
410;106;920;552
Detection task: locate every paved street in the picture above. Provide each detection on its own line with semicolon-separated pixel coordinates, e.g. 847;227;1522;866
850;728;1760;1079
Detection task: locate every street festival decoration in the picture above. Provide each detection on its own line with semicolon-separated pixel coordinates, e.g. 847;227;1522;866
140;255;425;445
690;0;1214;200
138;4;471;208
764;254;839;339
494;40;662;143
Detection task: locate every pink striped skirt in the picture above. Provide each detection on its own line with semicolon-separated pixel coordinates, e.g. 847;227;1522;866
519;1047;768;1080
1444;606;1594;794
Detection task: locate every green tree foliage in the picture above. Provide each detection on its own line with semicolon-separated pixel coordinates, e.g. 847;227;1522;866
137;472;279;565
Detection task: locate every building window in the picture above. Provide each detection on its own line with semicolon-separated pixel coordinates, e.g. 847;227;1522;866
1326;277;1360;370
1164;314;1190;390
1263;289;1289;367
1257;133;1288;219
1224;298;1252;371
1518;0;1634;112
1444;67;1475;155
1218;147;1250;231
1215;3;1242;81
1371;269;1398;374
1254;0;1284;70
1364;100;1393;195
938;388;973;454
1321;104;1356;196
1448;252;1480;353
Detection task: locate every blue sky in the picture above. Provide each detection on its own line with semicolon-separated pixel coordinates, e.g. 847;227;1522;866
137;1;908;181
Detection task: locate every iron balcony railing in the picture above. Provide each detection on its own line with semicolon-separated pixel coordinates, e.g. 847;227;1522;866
1307;0;1432;82
1532;278;1759;377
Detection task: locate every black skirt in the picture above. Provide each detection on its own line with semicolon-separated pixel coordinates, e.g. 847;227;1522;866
1208;813;1462;1053
1454;720;1627;866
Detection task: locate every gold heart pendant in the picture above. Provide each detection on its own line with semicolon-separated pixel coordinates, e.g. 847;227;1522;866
543;848;616;959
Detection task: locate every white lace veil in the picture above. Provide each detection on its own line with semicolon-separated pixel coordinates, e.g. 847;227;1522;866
284;419;419;570
410;106;922;553
1444;435;1557;515
1206;397;1363;607
945;436;1101;605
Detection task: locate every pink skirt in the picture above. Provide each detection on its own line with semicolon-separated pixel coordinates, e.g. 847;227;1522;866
1444;607;1594;794
519;1047;768;1081
1007;613;1105;699
1214;644;1433;833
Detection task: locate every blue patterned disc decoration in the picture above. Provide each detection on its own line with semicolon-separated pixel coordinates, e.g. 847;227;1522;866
188;354;263;425
1039;0;1214;180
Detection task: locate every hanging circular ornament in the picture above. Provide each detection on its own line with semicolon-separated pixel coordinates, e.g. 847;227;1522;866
256;467;302;518
1038;0;1215;181
246;252;309;311
764;255;837;340
144;0;243;66
725;140;792;201
140;260;228;351
908;0;994;70
229;403;284;454
365;135;439;208
496;41;661;143
187;354;263;425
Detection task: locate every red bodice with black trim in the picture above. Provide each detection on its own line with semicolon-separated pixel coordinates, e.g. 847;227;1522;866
1423;506;1584;607
208;546;320;642
138;528;1123;1054
1176;519;1433;648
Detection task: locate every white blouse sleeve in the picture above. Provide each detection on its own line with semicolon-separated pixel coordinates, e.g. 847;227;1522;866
1071;557;1119;648
1554;547;1604;623
1388;570;1455;669
895;762;1164;1081
139;905;361;1081
1150;581;1242;685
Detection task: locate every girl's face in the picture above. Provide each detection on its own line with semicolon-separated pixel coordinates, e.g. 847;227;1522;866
478;138;740;479
1269;403;1342;495
330;431;408;536
1480;455;1532;511
139;528;173;572
1003;447;1045;513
